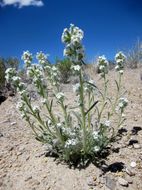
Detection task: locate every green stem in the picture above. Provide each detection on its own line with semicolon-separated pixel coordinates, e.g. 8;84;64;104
111;73;122;116
88;92;91;128
98;74;107;122
60;101;69;128
79;70;86;153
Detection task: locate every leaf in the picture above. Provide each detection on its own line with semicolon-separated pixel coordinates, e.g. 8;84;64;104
49;99;53;112
85;100;99;116
85;81;104;98
115;80;119;91
72;111;82;125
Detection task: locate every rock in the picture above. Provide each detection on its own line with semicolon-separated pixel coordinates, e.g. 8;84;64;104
125;167;135;176
130;161;137;168
17;152;23;156
105;175;116;190
10;122;17;126
87;176;96;186
25;155;30;161
35;152;45;158
0;181;3;187
0;132;3;137
127;178;133;184
118;177;128;187
133;144;141;149
0;95;7;104
24;176;32;181
31;179;40;186
8;146;14;151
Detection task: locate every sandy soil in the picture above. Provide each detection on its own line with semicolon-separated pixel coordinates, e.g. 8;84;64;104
0;69;142;190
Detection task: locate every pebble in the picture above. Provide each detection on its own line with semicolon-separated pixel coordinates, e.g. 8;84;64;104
133;144;141;149
130;161;137;168
17;152;23;156
118;177;128;187
10;122;17;126
25;155;30;161
24;176;32;181
35;152;45;158
105;175;116;190
87;176;96;186
127;178;133;184
125;167;135;176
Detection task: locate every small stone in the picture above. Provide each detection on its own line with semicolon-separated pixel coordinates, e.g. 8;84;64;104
25;155;30;161
125;167;135;176
0;181;3;186
0;133;3;137
8;146;14;151
35;152;45;158
105;175;116;190
127;178;133;184
25;176;32;181
118;177;128;187
87;176;96;186
31;179;40;186
17;152;23;156
134;116;138;121
10;122;17;126
130;161;137;168
133;144;141;149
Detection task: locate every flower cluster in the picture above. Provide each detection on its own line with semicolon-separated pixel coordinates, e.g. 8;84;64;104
36;51;49;66
97;55;109;77
62;24;84;62
44;65;60;86
65;138;78;148
21;51;33;67
5;68;17;81
115;51;126;74
55;92;65;101
118;97;128;112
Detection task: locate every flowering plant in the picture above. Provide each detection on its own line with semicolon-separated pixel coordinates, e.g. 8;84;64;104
5;24;128;166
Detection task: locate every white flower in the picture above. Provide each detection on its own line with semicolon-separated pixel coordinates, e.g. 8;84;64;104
33;105;40;113
115;51;126;63
94;146;100;152
72;65;81;71
119;70;123;74
12;76;20;82
56;123;62;128
41;98;47;104
21;51;32;66
56;92;65;101
19;90;26;95
92;131;99;140
115;52;126;72
65;138;78;148
97;55;108;75
16;101;23;110
52;66;57;71
36;52;49;65
118;97;128;110
104;120;111;127
62;24;84;61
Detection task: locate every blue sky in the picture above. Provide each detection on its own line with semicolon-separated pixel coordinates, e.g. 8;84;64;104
0;0;142;64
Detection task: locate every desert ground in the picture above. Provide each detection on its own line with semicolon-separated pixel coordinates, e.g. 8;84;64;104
0;68;142;190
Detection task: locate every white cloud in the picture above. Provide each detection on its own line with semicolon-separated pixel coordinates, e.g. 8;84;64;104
0;0;44;8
